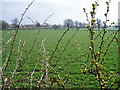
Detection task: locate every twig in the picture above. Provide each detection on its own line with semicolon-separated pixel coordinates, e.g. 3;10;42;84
2;0;36;70
49;27;70;63
100;30;119;64
53;28;79;68
11;40;26;79
43;13;54;24
41;38;49;87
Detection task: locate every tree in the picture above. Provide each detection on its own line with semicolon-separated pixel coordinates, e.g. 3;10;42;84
11;18;19;28
78;22;83;28
35;21;41;28
75;21;79;28
75;21;85;28
96;18;101;30
0;20;9;30
118;18;120;29
63;19;74;28
82;23;88;28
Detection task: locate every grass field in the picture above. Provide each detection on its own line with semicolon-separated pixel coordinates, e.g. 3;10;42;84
2;28;119;88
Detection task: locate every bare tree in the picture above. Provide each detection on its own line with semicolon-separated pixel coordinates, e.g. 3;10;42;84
78;22;83;28
11;18;19;29
35;21;41;28
96;18;102;30
0;20;9;30
63;19;74;28
75;21;79;28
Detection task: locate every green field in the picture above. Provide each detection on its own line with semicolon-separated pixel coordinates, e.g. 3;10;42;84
2;28;119;88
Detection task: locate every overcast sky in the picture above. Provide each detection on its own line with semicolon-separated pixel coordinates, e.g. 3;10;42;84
1;0;119;25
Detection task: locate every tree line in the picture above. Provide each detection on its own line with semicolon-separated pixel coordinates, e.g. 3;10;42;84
0;18;116;30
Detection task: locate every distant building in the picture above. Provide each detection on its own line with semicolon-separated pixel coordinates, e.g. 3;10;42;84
41;23;52;28
108;26;116;28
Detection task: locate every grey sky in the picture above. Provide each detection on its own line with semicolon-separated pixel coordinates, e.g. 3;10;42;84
1;0;119;25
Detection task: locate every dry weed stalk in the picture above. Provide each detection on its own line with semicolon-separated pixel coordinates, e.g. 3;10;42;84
11;40;26;79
